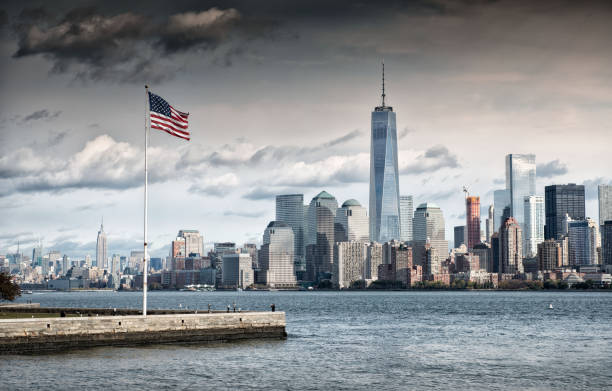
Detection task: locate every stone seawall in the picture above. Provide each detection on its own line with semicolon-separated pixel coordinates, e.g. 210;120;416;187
0;312;286;354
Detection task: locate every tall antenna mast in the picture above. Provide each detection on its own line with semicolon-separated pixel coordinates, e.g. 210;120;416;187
381;61;386;107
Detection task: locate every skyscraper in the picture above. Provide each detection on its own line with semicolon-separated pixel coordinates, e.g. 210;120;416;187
369;63;401;243
485;205;494;243
178;230;203;256
96;218;107;269
466;196;481;249
335;199;369;242
221;253;253;289
505;154;536;231
400;195;414;242
454;226;465;249
568;220;595;266
537;240;562;271
523;195;544;258
276;194;305;275
412;203;448;266
305;191;338;281
602;221;612;267
499;217;523;274
493;189;511;233
259;221;297;288
544;184;586;240
599;184;612;226
333;241;367;288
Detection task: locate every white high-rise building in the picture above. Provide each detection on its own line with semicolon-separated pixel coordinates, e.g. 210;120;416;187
178;230;203;257
399;195;414;242
335;199;369;242
96;219;107;269
259;221;297;288
333;241;367;288
523;195;545;258
599;184;612;226
111;254;121;275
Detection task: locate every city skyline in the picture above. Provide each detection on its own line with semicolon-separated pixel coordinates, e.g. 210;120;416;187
1;0;611;258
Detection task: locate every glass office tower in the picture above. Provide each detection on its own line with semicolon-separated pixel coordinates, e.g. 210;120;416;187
505;154;536;231
399;195;414;242
369;64;401;243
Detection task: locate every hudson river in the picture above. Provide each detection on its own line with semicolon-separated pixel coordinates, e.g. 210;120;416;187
3;291;612;390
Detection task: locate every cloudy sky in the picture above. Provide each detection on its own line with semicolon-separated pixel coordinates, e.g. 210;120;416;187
1;0;611;258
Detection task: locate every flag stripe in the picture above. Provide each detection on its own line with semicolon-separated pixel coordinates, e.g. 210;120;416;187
148;91;190;141
150;119;190;136
151;113;188;129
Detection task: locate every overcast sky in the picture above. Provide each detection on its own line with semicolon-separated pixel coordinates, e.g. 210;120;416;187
1;0;611;259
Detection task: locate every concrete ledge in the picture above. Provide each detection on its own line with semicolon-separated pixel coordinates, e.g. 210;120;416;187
0;312;286;354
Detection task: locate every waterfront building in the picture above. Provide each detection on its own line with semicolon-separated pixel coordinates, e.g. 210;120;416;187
466;196;481;249
242;243;259;270
380;241;414;286
490;233;500;273
171;237;186;258
305;191;338;281
276;194;305;275
499;217;523;274
178;230;203;257
537;240;563;271
412;203;448;266
333;241;367;288
335;199;369;242
602;221;612;267
259;221;297;288
545;184;586;240
400;195;414;242
568;219;599;266
221;253;253;289
96;219;107;269
214;242;236;255
369;64;401;243
494;189;511;232
505;154;536;232
424;244;441;277
472;243;492;272
454;226;465;249
485;205;494;243
599;185;612;227
365;242;383;280
524;195;545;258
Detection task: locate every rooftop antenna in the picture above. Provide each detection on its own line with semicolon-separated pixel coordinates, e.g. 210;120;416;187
381;61;386;107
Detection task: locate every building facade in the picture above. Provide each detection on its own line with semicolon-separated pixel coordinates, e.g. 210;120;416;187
523;195;545;258
599;184;612;227
466;196;481;249
494;189;511;233
413;203;448;266
544;184;586;240
259;221;297;288
335;199;369;242
369;66;401;243
275;194;305;275
602;221;612;267
400;195;414;242
305;191;338;281
96;219;107;269
333;241;367;288
568;219;599;266
178;230;203;257
454;226;465;249
485;205;494;244
499;217;523;274
222;253;253;289
505;154;536;232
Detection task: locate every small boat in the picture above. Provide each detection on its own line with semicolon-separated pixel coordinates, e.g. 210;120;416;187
549;303;553;309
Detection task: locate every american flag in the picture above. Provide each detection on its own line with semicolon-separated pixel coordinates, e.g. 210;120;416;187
148;92;190;140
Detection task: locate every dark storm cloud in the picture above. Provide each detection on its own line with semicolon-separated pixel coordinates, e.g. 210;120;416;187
11;5;277;82
400;145;460;175
0;9;7;27
22;109;61;122
536;159;568;178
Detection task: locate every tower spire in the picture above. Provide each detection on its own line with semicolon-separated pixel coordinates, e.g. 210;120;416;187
381;61;386;107
101;216;104;231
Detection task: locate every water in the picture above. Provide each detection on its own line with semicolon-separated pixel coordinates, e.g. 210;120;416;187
2;291;612;390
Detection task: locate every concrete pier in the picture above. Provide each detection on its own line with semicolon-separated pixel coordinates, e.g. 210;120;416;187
0;312;286;354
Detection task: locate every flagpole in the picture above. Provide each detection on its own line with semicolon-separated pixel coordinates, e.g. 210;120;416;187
143;85;149;317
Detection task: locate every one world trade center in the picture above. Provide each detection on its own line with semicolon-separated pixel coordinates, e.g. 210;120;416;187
369;63;401;243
